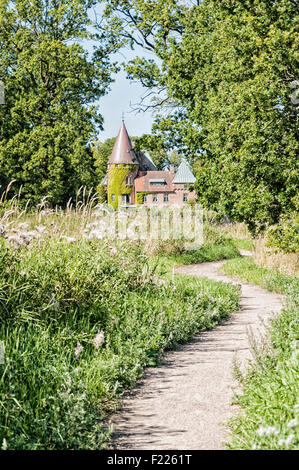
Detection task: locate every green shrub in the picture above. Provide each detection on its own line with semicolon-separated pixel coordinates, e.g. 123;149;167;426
266;213;299;254
222;257;299;450
228;290;299;450
0;237;240;449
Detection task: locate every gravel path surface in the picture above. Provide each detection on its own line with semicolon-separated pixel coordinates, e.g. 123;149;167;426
110;254;283;450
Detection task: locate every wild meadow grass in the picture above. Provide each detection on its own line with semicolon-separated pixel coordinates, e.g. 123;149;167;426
222;256;299;294
221;257;299;450
0;199;241;450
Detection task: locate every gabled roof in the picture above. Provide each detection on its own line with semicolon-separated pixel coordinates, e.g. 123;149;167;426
108;121;139;165
172;159;196;184
135;171;175;193
137;152;157;171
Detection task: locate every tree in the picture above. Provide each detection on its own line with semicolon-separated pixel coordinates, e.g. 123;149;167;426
0;0;119;205
93;137;116;183
104;0;298;233
133;134;168;169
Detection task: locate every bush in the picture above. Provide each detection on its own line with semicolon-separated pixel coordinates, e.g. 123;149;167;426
266;213;299;254
222;257;299;449
228;290;299;450
0;236;240;449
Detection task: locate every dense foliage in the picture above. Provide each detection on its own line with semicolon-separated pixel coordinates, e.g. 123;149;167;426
0;0;119;205
266;212;299;254
0;233;240;449
104;0;298;233
222;257;299;449
93;137;117;183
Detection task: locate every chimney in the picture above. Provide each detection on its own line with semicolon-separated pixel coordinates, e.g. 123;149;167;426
170;163;175;174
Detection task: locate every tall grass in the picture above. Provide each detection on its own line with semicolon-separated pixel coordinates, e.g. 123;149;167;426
222;256;299;294
221;257;299;450
0;190;241;449
254;236;299;277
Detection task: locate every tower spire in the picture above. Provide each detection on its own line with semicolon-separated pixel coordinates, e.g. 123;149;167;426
108;120;138;165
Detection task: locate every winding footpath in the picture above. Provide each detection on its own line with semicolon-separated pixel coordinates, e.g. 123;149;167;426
110;252;283;450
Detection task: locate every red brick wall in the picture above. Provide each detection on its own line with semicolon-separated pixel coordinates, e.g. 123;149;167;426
140;188;197;208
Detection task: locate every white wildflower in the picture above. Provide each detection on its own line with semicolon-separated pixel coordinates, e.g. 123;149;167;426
20;230;38;240
61;236;76;243
1;438;7;450
7;235;23;248
74;342;83;357
49;293;60;312
287;418;298;428
93;330;104;348
40;209;52;217
256;425;279;437
36;225;46;233
278;434;294;447
18;222;29;230
89;229;104;240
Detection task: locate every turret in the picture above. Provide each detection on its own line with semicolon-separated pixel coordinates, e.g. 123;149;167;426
107;121;139;209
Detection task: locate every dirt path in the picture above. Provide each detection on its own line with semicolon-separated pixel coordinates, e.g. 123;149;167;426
110;254;283;450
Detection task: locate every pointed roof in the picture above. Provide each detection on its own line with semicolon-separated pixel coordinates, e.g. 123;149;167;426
137;152;157;171
172;159;196;184
108;121;138;165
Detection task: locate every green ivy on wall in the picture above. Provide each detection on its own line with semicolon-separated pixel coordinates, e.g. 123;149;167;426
136;192;147;205
108;164;137;209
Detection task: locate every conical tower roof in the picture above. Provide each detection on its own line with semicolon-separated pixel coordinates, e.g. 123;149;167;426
172;159;196;184
108;121;138;165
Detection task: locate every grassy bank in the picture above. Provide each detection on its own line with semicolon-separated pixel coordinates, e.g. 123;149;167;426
221;257;299;450
222;256;298;294
0;233;240;450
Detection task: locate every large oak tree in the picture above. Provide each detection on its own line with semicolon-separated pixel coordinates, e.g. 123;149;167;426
104;0;298;232
0;0;119;205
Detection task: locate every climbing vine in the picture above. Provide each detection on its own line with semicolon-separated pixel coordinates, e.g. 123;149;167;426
108;164;137;209
136;192;147;205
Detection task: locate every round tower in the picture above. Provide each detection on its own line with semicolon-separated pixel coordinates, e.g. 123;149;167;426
107;121;139;209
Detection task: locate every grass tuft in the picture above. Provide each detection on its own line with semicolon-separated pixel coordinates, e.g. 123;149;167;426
222;257;299;450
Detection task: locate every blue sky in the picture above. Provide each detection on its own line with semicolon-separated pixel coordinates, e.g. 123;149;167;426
85;5;159;143
97;47;156;143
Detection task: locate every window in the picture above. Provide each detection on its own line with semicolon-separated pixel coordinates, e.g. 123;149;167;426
129;177;133;185
111;194;115;202
183;194;188;202
122;194;131;204
143;194;147;203
163;193;169;202
150;179;166;186
153;194;158;202
125;176;129;184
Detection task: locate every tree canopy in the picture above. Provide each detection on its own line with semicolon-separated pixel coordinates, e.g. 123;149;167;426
0;0;119;205
104;0;298;232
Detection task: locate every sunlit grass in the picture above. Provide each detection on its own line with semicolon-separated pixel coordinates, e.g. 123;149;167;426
222;257;299;450
0;189;241;449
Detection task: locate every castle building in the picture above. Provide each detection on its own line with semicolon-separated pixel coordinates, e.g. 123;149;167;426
103;121;197;209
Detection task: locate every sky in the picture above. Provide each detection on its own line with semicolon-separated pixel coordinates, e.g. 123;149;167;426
85;4;160;143
97;47;157;143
